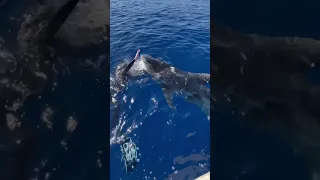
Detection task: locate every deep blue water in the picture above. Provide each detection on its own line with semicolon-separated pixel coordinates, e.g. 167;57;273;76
0;2;110;180
110;0;210;179
211;0;319;179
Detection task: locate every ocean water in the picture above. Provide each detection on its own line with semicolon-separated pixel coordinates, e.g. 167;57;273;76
110;0;210;179
211;0;318;179
0;1;110;180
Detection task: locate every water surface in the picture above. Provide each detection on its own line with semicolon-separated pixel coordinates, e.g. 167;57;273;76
110;0;210;179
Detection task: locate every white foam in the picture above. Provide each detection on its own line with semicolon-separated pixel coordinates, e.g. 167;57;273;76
127;60;146;77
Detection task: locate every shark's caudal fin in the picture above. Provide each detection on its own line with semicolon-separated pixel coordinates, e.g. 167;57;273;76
190;73;210;84
44;0;80;46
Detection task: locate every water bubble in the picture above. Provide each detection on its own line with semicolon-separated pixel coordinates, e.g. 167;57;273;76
44;172;50;180
123;95;127;102
66;116;77;132
16;139;21;144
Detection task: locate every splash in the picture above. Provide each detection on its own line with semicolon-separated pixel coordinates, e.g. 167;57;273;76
109;54;165;145
109;88;160;145
110;55;211;145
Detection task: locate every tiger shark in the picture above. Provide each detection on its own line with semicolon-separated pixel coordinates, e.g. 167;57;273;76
140;54;210;118
110;53;210;137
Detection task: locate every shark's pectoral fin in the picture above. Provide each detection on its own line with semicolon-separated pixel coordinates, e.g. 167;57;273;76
162;87;174;109
191;73;210;84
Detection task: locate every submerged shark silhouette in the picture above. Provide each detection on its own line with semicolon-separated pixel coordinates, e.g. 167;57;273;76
113;53;211;118
212;21;320;180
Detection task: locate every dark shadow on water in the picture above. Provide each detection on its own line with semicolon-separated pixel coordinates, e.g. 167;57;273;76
211;0;320;179
0;1;110;180
211;104;310;180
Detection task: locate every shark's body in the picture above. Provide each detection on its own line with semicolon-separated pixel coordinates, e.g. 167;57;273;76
110;54;210;138
140;54;210;117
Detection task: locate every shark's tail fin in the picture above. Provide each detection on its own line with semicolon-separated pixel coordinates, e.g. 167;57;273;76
190;73;210;84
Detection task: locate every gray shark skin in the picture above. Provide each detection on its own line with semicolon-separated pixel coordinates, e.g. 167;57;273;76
140;54;210;118
211;21;320;180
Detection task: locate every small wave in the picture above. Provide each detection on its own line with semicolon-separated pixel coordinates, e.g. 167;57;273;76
110;77;161;145
110;0;210;177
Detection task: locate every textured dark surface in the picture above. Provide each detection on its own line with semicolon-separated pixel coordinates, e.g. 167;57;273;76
211;4;320;180
0;0;110;180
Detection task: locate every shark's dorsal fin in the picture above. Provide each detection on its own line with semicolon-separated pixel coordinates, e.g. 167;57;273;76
190;73;210;84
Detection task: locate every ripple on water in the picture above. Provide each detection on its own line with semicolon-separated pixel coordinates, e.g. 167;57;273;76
110;0;210;178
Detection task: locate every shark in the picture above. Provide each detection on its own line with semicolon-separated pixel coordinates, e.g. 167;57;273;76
110;51;210;141
140;54;210;118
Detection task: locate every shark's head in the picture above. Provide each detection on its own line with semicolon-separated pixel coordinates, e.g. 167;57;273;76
140;54;170;74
